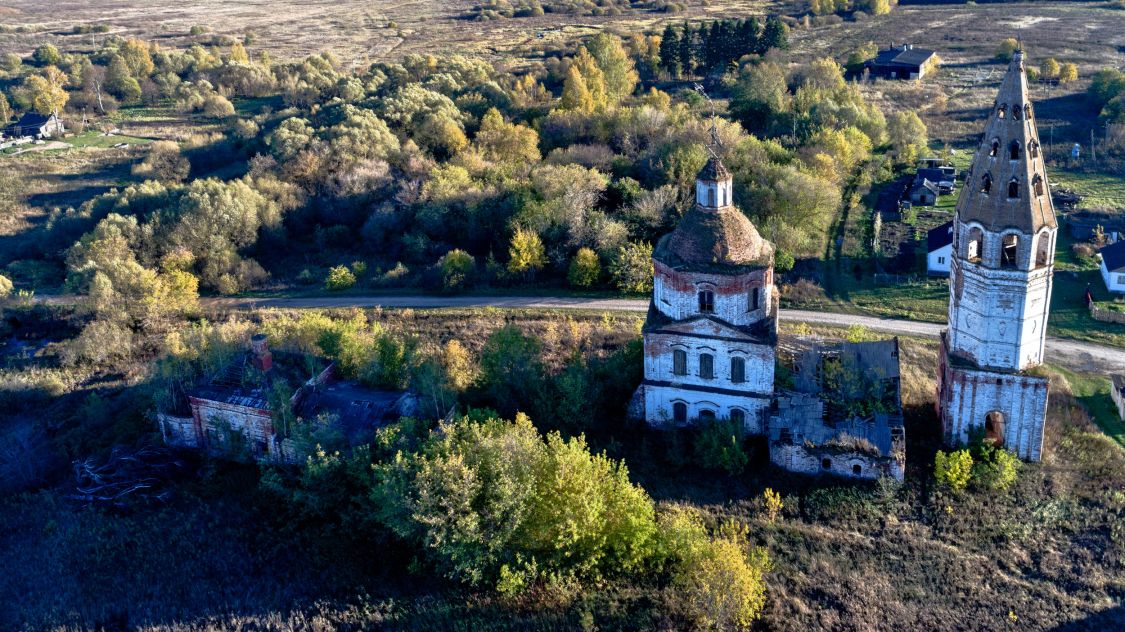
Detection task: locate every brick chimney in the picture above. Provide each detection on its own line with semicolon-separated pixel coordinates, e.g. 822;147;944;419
250;333;273;372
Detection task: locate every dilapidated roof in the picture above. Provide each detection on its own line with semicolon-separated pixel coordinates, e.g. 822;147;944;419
697;156;731;181
653;204;774;271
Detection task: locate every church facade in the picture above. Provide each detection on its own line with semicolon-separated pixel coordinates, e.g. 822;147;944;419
636;156;778;434
937;50;1055;461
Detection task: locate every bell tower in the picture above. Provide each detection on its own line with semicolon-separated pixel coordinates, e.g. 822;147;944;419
938;49;1054;460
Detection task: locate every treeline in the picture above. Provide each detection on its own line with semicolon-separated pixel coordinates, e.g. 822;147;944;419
6;29;921;363
656;17;788;78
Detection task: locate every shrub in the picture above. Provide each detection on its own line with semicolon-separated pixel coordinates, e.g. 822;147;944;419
609;241;653;293
439;249;475;291
760;487;783;523
189;25;208;35
694;418;748;475
973;443;1020;491
934;449;973;493
567;247;600;287
324;265;356;291
507;228;547;279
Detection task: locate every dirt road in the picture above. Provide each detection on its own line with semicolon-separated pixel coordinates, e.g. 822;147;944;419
200;294;1125;372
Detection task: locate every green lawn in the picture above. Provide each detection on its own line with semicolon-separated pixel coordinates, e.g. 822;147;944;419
1051;168;1125;210
1048;364;1125;449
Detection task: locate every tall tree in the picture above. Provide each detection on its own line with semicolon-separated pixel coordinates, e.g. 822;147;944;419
25;67;69;116
585;33;638;106
659;25;681;77
678;22;696;77
761;16;788;53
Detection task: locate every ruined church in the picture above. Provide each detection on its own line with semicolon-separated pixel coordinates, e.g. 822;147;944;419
937;49;1055;461
630;150;905;481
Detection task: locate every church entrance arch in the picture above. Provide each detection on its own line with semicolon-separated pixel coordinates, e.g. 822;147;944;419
985;411;1005;446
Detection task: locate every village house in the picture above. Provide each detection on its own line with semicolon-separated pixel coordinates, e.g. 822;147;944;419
866;44;940;80
910;179;939;206
927;221;954;276
630;153;905;481
937;50;1054;461
158;334;415;463
4;112;64;139
1098;239;1125;293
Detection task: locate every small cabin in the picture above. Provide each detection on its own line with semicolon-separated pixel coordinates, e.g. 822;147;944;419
4;112;65;139
927;221;954;276
1099;240;1125;294
866;44;939;80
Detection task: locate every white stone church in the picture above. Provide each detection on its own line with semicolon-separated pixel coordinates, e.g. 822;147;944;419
630;49;1055;478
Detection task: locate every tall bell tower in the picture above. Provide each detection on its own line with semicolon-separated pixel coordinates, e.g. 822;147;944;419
937;49;1055;460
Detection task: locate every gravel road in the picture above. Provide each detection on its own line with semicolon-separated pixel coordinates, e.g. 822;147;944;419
198;294;1125;372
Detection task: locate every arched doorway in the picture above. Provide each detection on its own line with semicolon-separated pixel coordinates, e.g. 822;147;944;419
985;411;1005;446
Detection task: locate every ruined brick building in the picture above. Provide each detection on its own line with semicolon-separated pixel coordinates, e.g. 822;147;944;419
937;50;1055;461
159;334;415;463
630;155;905;480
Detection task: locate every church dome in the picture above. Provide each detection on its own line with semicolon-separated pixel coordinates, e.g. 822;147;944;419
654;156;773;270
653;203;773;270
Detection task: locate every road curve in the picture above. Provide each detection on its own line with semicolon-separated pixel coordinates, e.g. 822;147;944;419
200;295;1125;372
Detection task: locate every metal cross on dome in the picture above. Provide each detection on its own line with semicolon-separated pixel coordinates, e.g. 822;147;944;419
694;83;723;159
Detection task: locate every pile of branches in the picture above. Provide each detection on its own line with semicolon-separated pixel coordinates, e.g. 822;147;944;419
70;444;187;509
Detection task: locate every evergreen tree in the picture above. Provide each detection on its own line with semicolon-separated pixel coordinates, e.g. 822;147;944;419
659;25;681;77
739;18;761;58
678;22;695;77
761;16;789;53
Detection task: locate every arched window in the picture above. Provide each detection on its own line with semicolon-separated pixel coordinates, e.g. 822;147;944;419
1012;103;1022;120
1033;173;1044;197
730;409;746;426
852;464;863;475
985;411;1005;446
1008;178;1020;199
1001;234;1019;268
750;286;760;311
1009;140;1020;160
966;227;984;262
1035;231;1051;268
673;402;688;424
989;139;1000;157
997;104;1006;119
821;458;832;470
1024;104;1033;120
672;349;687;376
699;353;715;379
1029;140;1040;158
699;409;716;422
981;173;993;194
698;290;714;314
730;357;746;383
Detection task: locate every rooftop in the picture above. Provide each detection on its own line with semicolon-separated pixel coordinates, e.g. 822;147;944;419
872;45;937;69
295;381;408;444
928;221;954;251
1101;239;1125;272
653;204;773;271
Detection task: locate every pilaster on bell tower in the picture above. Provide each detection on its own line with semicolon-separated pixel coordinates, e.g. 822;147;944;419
938;47;1054;461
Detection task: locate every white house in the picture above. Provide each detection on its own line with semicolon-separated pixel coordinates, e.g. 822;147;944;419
927;221;953;276
4;112;65;139
1099;239;1125;294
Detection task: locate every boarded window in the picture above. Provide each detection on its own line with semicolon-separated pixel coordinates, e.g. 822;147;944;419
673;402;687;424
698;290;714;313
731;357;746;383
672;349;687;376
699;353;715;379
